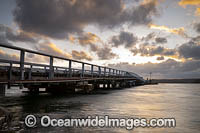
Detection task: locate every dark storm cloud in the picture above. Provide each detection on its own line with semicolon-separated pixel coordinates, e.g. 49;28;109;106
178;41;200;60
141;32;156;42
0;24;39;43
194;23;200;33
191;35;200;42
97;46;118;60
111;31;138;48
13;0;158;39
155;37;167;44
131;44;177;57
108;59;200;78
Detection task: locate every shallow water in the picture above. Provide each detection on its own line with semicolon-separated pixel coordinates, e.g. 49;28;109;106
0;84;200;132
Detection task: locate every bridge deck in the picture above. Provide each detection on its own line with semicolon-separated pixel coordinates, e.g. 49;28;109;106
0;43;144;93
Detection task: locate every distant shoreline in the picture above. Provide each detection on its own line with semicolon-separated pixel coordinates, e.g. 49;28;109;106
151;79;200;83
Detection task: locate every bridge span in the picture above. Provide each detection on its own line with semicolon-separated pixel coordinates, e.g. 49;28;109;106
0;43;145;94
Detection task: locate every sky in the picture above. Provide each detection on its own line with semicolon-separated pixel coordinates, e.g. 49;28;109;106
0;0;200;79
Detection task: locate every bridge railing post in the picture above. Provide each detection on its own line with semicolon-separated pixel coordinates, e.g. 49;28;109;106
28;65;32;80
68;60;72;77
8;63;12;80
91;65;94;77
104;67;106;77
49;56;54;79
20;50;25;80
81;63;84;77
113;69;115;76
98;66;101;77
109;68;111;77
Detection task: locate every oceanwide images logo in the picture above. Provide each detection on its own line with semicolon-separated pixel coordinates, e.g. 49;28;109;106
25;114;176;130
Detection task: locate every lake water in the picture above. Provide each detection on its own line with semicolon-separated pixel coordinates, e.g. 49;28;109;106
0;84;200;133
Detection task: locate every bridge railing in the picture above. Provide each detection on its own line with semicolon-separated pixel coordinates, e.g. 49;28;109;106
0;43;138;81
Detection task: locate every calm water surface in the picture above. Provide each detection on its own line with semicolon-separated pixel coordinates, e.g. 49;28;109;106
0;84;200;133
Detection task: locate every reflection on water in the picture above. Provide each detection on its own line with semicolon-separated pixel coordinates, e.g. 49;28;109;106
0;84;200;132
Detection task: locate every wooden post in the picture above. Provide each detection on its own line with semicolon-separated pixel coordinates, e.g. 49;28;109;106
20;50;25;80
0;84;5;95
113;69;115;75
81;63;84;77
8;63;12;80
109;68;111;76
28;65;32;80
69;60;72;77
49;56;54;79
98;66;101;77
8;63;12;89
91;65;94;77
104;67;106;77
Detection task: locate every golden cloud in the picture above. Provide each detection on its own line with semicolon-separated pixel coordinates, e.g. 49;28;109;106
142;0;159;5
68;32;101;45
79;32;101;45
149;24;188;38
72;50;93;61
196;7;200;15
178;0;200;16
178;0;200;7
68;35;76;43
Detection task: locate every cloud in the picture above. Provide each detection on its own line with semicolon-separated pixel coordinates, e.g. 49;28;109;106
0;49;19;61
178;0;200;7
178;0;200;15
191;35;200;42
69;32;100;51
97;46;118;60
71;50;93;61
77;32;101;46
35;42;72;59
111;31;138;48
178;41;200;60
131;44;177;57
194;23;200;33
149;24;188;38
155;37;167;44
196;7;200;15
69;32;118;60
0;24;39;43
156;56;164;60
108;59;200;78
141;32;156;42
13;0;159;39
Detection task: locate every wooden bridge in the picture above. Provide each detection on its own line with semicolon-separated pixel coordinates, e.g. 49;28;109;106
0;43;145;94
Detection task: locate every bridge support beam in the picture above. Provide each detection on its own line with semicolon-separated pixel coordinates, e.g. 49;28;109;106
68;60;72;77
107;83;111;89
91;65;94;77
98;66;101;77
20;50;25;80
0;84;5;95
28;65;32;80
81;63;85;77
103;84;106;89
93;83;100;89
49;56;54;79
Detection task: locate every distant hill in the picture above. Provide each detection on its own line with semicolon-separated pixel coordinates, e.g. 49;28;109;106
151;79;200;83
